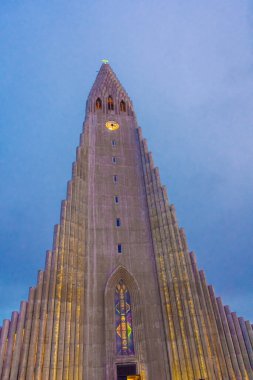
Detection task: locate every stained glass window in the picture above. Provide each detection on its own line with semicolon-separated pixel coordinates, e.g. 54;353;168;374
115;280;134;355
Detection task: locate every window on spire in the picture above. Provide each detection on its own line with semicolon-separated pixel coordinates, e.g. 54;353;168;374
108;96;114;110
120;100;126;112
115;280;134;355
96;97;102;109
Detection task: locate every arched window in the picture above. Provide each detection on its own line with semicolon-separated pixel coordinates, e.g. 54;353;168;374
120;100;126;112
96;97;102;109
108;96;114;110
115;280;134;355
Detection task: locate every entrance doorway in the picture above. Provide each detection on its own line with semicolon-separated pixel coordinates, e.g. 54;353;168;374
117;363;136;380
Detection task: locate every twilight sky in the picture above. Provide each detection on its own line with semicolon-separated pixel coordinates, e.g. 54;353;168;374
0;0;253;322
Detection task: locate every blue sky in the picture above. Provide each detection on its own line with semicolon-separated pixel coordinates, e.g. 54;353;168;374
0;0;253;322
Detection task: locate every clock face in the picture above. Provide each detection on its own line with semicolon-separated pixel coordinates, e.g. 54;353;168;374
105;120;120;131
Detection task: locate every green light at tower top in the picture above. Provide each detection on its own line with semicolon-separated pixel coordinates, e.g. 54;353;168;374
101;59;109;64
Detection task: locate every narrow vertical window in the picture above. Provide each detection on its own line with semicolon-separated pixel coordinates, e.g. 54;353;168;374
120;100;126;112
113;175;118;183
95;97;102;109
116;218;121;227
115;280;134;355
108;96;114;110
112;156;116;164
112;140;116;147
117;244;122;253
114;196;119;204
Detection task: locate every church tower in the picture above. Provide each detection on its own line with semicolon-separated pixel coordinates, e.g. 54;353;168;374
0;63;253;380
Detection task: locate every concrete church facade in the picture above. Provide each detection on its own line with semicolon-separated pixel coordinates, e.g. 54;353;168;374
0;64;253;380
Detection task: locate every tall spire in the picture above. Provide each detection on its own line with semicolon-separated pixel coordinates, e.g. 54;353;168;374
86;63;133;114
0;64;253;380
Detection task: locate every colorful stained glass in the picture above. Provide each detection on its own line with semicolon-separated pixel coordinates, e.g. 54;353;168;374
115;280;135;355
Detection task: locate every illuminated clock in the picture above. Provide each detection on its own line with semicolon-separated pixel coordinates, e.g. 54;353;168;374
105;121;120;131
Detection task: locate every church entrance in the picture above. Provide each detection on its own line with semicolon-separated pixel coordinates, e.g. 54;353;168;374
117;363;136;380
